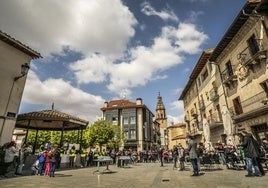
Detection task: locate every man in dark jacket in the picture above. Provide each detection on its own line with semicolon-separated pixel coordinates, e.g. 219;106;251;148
241;131;262;177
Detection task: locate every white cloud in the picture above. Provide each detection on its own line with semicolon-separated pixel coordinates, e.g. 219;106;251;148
141;2;179;22
22;71;105;123
69;21;207;96
0;0;137;58
167;100;185;124
1;0;208;122
106;23;207;95
174;23;208;54
69;53;111;84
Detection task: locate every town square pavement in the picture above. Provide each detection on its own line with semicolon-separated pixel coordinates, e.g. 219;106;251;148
1;162;268;188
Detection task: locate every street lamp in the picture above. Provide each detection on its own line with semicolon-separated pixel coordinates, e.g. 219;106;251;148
14;63;30;81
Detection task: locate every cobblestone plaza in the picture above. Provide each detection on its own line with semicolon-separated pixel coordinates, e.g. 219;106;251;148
1;162;268;188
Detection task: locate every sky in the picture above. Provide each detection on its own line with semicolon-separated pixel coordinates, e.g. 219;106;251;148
0;0;246;125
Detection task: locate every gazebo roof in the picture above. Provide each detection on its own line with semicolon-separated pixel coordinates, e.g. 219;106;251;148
15;109;89;131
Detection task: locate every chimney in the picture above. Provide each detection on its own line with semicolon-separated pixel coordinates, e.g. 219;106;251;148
104;101;108;108
136;98;142;105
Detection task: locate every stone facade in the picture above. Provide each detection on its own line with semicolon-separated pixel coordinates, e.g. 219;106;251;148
167;123;187;149
155;94;168;148
179;1;268;147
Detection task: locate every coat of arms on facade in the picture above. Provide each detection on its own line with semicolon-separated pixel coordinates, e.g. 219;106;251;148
235;63;248;81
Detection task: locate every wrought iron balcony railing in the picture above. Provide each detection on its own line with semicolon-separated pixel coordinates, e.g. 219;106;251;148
237;39;267;66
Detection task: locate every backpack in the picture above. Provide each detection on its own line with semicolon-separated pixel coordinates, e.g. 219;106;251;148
38;153;45;163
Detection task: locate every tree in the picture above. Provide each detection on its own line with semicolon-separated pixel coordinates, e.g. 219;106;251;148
107;124;126;150
87;119;114;151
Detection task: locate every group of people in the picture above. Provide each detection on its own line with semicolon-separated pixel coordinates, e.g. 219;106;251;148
35;145;61;177
1;132;267;179
186;131;267;177
0;141;32;178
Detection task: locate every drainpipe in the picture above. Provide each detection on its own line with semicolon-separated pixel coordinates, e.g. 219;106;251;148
209;61;229;109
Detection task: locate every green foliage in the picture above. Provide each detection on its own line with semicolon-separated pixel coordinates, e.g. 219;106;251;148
107;124;126;149
18;119;126;152
86;119;115;149
25;127;92;151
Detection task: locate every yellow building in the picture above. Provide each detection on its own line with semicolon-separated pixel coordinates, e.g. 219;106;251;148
209;0;268;143
179;0;268;147
167;123;187;149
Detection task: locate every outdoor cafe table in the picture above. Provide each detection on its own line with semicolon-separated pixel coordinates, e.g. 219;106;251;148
93;156;113;174
117;155;131;168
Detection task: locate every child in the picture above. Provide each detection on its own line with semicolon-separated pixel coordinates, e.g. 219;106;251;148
31;160;39;175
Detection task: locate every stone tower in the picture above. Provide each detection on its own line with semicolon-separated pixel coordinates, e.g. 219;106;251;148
155;93;168;147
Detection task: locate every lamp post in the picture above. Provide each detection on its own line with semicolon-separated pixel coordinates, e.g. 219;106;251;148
14;63;30;81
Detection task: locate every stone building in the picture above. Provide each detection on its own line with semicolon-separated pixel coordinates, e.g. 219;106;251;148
100;98;155;151
179;0;268;147
209;0;268;144
0;30;41;145
179;49;226;146
167;122;187;149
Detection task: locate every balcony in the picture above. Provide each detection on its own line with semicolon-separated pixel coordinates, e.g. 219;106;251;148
190;109;197;117
231;91;268;123
199;100;206;111
184;115;190;122
210;87;219;102
237;39;267;67
207;112;222;128
187;127;202;137
222;66;238;87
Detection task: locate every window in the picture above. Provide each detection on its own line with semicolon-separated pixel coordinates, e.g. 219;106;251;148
198;77;201;86
112;116;118;125
124;130;129;139
216;104;222;121
130;130;136;139
123;117;128;124
130;116;136;124
233;97;243;115
202;69;208;82
247;34;259;56
226;61;234;76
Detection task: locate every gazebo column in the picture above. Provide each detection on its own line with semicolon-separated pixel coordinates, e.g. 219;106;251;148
79;126;83;151
60;122;66;148
32;129;39;154
24;119;31;144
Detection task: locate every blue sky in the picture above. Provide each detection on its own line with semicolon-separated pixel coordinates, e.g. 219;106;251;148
0;0;246;124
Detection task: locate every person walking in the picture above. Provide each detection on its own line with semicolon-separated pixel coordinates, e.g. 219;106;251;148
15;143;32;175
37;147;46;175
241;130;263;177
178;144;185;171
158;148;164;167
43;148;52;176
1;141;17;178
187;135;199;176
172;145;178;170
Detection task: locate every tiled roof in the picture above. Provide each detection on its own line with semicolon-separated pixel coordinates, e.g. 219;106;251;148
179;49;213;100
0;30;42;59
167;123;186;128
101;99;145;110
16;109;89;130
101;99;154;115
